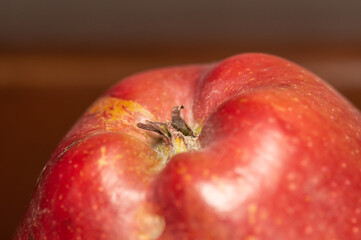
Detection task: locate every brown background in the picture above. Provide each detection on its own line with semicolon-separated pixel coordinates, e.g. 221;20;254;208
1;1;361;239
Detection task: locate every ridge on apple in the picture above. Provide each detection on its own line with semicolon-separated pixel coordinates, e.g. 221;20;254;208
14;53;361;240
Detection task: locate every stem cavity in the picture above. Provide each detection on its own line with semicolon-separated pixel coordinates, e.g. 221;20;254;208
137;105;200;161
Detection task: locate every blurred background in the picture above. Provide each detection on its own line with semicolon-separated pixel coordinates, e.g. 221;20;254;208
1;0;361;238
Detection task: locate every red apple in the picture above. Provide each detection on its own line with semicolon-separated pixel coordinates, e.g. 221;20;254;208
14;53;361;240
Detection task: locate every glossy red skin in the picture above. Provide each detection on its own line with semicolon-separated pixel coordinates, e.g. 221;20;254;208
14;53;361;240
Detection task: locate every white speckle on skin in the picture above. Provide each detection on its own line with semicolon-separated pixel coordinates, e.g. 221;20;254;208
97;146;108;168
268;118;276;123
300;158;309;167
356;208;361;215
287;172;296;180
311;177;319;184
288;183;297;191
331;181;338;188
345;179;351;186
305;226;313;234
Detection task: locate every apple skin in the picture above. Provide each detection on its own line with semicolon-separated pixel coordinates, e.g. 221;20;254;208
14;53;361;240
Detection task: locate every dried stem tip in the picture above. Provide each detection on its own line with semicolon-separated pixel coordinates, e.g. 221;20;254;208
136;105;199;158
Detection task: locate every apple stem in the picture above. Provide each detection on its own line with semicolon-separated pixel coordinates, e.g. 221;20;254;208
137;105;199;159
170;105;195;137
